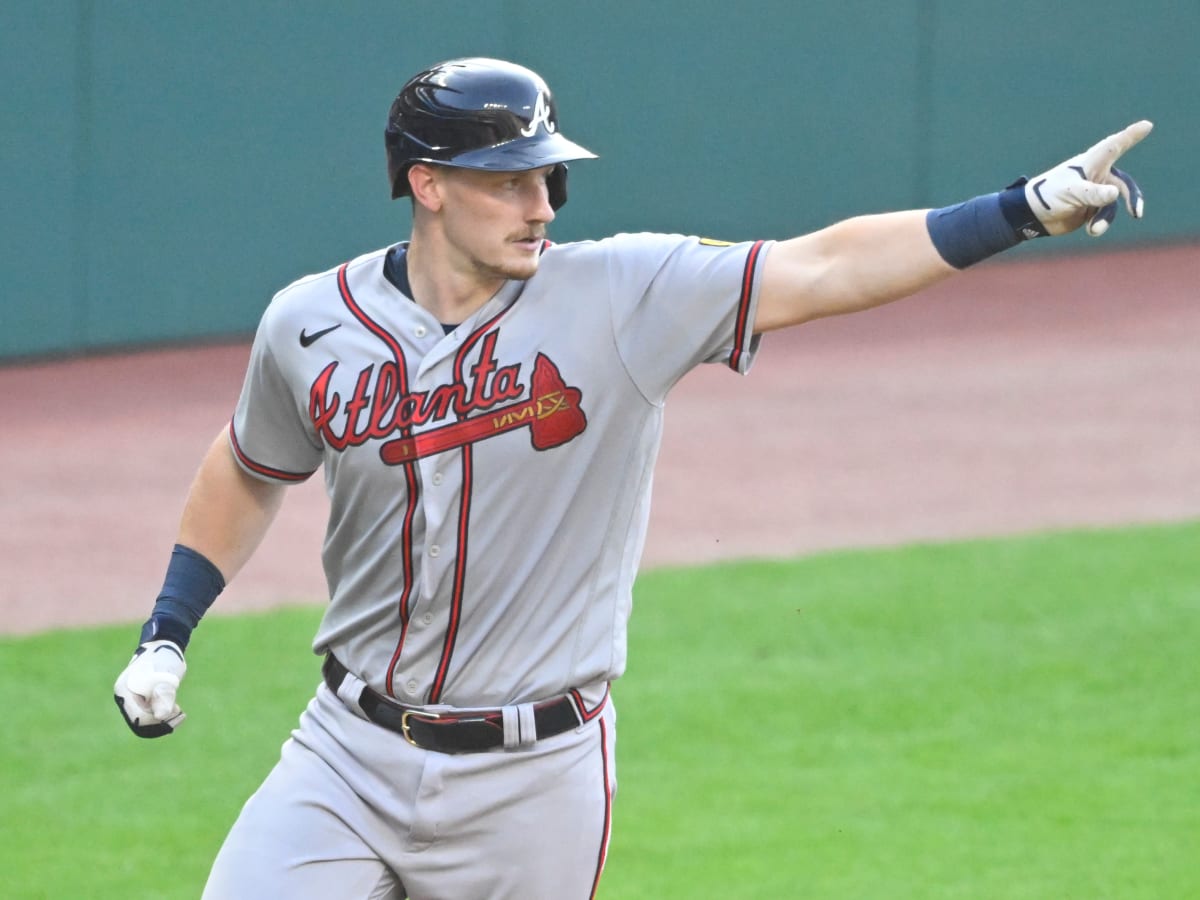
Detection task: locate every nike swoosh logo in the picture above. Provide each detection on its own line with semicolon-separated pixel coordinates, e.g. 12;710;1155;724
1031;177;1050;211
299;324;342;348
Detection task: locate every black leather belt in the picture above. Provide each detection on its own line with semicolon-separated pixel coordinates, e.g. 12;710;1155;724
322;654;581;754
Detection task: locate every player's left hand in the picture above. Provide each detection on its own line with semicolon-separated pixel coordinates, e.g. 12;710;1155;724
1024;120;1152;238
113;640;188;738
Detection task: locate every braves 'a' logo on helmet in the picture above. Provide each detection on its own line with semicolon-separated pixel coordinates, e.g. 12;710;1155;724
519;91;557;138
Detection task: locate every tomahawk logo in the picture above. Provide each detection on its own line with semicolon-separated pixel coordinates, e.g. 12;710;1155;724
306;331;587;463
519;91;556;137
379;354;586;464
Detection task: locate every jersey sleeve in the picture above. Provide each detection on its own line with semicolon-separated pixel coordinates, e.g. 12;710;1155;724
604;233;771;403
228;303;323;484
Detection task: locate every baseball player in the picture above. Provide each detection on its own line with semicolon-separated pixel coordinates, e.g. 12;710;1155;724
112;57;1152;899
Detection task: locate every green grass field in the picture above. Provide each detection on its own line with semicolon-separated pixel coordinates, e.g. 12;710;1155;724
2;521;1197;899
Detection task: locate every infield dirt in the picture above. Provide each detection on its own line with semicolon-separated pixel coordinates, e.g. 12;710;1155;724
3;244;1197;635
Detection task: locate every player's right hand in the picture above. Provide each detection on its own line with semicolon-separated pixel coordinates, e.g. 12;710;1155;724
113;640;188;738
1024;120;1152;238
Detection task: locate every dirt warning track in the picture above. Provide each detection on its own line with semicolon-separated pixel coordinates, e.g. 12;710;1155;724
2;244;1197;636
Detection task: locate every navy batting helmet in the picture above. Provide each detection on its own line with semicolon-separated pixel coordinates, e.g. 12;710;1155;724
385;57;597;209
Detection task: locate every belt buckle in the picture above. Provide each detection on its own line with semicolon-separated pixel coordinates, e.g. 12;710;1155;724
399;708;440;747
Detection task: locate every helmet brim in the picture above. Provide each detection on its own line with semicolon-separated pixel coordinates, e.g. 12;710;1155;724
440;132;598;171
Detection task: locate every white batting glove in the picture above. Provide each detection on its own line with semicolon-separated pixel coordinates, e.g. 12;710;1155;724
113;640;188;738
1024;120;1152;237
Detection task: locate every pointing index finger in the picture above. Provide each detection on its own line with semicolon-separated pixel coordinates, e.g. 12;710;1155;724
1084;119;1154;170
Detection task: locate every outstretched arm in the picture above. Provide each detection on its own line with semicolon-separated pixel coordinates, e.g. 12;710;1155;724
756;209;953;330
754;120;1153;332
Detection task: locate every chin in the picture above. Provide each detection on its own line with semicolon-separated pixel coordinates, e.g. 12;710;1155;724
493;257;540;282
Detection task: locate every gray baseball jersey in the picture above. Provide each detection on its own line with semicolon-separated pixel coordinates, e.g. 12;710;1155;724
230;233;769;713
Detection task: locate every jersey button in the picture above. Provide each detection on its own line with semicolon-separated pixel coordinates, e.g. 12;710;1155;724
414;325;428;338
405;679;419;694
428;545;440;558
431;473;444;486
421;613;434;625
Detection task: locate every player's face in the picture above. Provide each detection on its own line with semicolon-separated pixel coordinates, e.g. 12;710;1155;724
437;166;557;282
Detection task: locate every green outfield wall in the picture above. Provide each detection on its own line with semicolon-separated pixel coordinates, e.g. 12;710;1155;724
3;1;1196;359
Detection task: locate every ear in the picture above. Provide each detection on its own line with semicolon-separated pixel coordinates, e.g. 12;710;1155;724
407;164;444;213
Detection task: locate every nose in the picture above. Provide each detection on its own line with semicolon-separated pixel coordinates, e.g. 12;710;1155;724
523;174;559;225
527;176;556;225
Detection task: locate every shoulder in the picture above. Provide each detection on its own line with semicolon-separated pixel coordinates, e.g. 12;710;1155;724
269;246;391;307
539;233;765;287
534;233;695;281
541;232;758;266
540;232;692;260
258;245;392;337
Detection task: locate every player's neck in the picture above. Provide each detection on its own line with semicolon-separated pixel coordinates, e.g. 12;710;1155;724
406;238;506;326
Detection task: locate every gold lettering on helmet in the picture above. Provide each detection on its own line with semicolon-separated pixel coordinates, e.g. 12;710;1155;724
520;91;556;137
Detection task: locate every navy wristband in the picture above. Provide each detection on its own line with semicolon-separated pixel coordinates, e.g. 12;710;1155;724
925;182;1047;270
138;544;226;650
997;177;1049;240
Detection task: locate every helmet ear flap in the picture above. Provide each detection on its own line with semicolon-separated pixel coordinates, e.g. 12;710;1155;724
547;164;569;211
390;164;410;200
385;123;410;199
